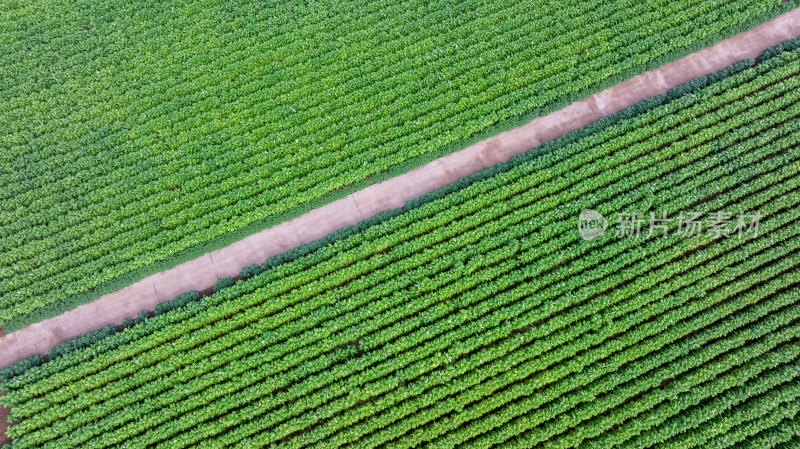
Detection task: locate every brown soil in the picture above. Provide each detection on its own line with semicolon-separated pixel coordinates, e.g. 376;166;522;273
0;391;10;447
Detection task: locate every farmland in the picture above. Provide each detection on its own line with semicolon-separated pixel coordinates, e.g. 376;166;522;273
2;39;799;448
0;0;796;331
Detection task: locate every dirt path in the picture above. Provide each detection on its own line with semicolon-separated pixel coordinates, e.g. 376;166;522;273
1;8;798;373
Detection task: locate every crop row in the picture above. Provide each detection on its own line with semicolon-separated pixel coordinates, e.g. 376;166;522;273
1;0;794;330
5;44;796;419
166;91;800;448
94;193;800;449
4;39;800;405
3;40;800;448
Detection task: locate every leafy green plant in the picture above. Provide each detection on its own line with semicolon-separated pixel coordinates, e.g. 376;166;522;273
2;35;800;449
0;0;796;331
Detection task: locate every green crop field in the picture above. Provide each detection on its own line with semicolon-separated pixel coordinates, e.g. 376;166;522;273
2;39;799;448
0;0;796;331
